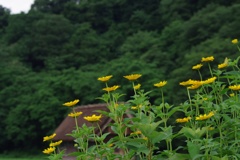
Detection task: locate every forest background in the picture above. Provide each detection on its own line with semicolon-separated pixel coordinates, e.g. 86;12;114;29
0;0;240;156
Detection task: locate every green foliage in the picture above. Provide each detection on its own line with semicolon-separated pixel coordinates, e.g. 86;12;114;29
43;49;240;159
0;0;240;153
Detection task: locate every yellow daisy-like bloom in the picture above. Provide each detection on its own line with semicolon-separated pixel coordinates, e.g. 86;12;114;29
180;79;199;86
187;81;202;90
134;84;141;90
114;103;119;108
43;133;56;142
43;147;55;154
229;85;240;91
50;140;63;147
131;105;142;110
176;117;191;123
218;63;228;69
203;98;208;101
142;137;148;141
63;99;79;107
196;111;214;121
192;64;203;70
130;130;142;135
68;111;83;118
154;81;167;88
131;106;138;110
97;75;113;82
201;56;214;62
202;77;217;85
84;114;102;122
208;127;214;131
232;39;238;44
187;84;202;90
230;93;235;97
102;85;120;92
108;143;114;147
180;80;192;86
123;74;142;81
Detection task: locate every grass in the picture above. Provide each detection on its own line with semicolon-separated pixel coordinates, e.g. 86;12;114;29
0;152;45;160
0;158;44;160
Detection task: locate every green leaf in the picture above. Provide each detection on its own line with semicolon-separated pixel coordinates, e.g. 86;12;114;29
150;131;169;144
187;141;202;160
212;155;229;160
167;153;190;160
136;121;162;135
180;127;196;139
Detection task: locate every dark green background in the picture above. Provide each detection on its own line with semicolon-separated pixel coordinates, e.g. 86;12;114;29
0;0;239;153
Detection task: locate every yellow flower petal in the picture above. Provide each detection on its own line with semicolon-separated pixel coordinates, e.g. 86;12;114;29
50;140;62;147
134;84;141;90
84;114;102;122
192;64;203;70
63;99;79;107
202;77;217;85
123;74;142;81
154;81;167;88
43;147;55;154
68;111;83;117
43;133;56;142
201;56;214;62
97;75;113;82
232;39;238;44
229;85;240;91
102;85;120;92
195;111;214;121
176;117;191;123
218;63;228;69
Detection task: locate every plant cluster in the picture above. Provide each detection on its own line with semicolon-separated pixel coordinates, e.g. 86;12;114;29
43;40;240;159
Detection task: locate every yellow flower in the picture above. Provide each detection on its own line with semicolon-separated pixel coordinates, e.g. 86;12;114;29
108;143;114;147
154;81;167;88
180;79;199;86
202;77;217;85
43;133;56;142
131;105;142;110
63;99;79;107
187;84;202;90
232;39;238;44
196;111;214;121
176;117;191;123
134;84;141;90
131;106;138;110
130;130;142;135
183;80;202;89
230;93;235;97
97;75;113;82
142;137;148;141
218;63;228;69
123;74;142;81
68;111;83;118
84;114;102;122
208;127;214;131
218;58;228;69
50;140;62;147
114;103;119;108
192;64;203;70
102;85;120;92
201;56;214;62
187;80;202;89
229;85;240;91
180;80;192;86
43;147;55;154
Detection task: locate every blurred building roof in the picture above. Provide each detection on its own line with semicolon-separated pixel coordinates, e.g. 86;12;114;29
53;103;132;141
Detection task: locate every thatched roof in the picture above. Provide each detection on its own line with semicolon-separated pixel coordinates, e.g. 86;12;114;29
53;103;131;141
